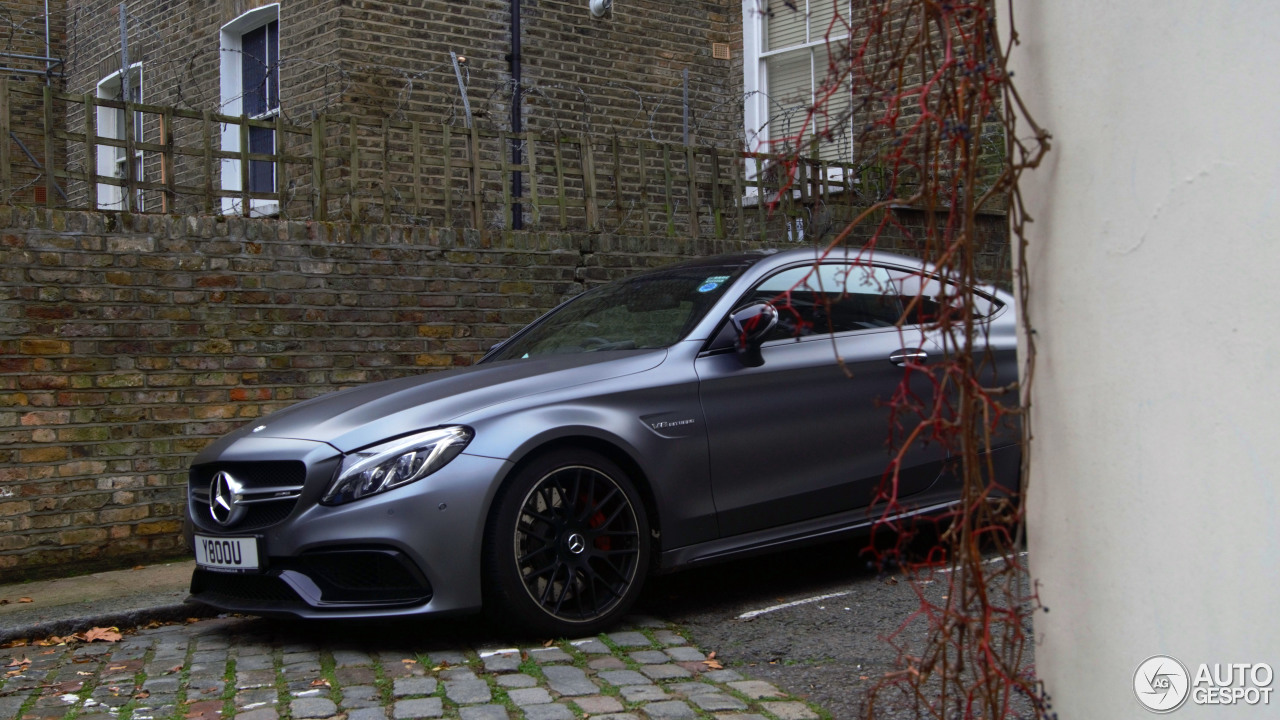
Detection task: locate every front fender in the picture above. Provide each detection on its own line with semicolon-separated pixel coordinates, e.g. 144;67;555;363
459;397;717;551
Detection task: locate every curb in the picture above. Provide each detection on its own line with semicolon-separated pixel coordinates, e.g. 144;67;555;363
0;601;220;645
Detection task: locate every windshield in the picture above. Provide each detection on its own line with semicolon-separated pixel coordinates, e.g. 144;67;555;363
486;263;746;361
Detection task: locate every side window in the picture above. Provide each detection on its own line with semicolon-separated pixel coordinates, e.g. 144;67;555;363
887;270;1002;325
749;263;902;341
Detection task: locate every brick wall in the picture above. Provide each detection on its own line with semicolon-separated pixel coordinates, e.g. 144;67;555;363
0;206;768;580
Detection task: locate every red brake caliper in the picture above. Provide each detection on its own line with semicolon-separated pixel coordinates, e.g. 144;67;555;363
581;494;611;551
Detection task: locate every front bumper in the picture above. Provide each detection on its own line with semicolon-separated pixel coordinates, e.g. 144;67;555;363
185;440;510;619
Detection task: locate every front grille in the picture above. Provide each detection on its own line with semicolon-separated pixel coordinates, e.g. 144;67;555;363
189;460;307;532
191;461;306;489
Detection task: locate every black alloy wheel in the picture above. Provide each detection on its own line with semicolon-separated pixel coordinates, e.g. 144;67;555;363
484;449;650;636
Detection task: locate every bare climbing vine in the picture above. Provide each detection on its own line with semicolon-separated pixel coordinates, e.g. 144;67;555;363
748;0;1051;716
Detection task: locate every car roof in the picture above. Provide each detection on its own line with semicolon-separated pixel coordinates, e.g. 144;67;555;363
763;246;930;269
639;247;931;277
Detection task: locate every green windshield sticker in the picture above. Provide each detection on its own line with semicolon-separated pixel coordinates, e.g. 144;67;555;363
698;275;730;293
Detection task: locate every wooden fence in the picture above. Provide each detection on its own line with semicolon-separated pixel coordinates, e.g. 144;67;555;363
0;79;891;240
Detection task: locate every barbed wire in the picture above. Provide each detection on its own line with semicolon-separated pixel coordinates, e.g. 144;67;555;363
0;5;67;81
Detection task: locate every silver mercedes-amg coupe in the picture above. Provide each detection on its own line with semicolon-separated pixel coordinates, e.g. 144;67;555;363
184;247;1019;636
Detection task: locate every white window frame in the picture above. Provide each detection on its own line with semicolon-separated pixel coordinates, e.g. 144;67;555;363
96;63;144;211
742;0;852;186
220;4;280;216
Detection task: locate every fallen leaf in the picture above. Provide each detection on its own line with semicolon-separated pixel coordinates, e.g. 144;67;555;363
6;657;30;667
164;665;183;674
131;565;144;571
41;680;83;693
77;671;94;677
702;659;724;670
18;597;33;604
84;627;123;643
2;639;28;648
133;690;150;700
430;664;446;672
42;635;77;647
109;665;127;671
707;651;716;660
309;679;330;687
401;658;417;665
542;639;554;648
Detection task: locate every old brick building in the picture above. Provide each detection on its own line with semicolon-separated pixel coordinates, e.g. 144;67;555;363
57;1;881;213
64;0;741;139
58;0;745;215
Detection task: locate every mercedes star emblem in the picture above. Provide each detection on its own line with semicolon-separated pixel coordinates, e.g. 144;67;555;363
209;471;247;526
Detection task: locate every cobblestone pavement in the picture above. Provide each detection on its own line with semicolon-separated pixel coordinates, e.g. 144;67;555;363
0;615;827;720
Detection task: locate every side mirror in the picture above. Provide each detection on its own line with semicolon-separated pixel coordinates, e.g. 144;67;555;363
729;302;778;367
479;338;509;362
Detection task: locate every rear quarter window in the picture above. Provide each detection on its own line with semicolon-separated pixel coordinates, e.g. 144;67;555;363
888;270;1003;325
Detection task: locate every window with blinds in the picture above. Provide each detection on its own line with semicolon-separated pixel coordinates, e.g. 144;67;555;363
760;1;852;162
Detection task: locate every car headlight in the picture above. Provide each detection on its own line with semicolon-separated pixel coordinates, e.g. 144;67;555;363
322;426;473;505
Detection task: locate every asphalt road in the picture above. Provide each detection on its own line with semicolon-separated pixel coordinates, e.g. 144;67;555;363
637;533;1037;719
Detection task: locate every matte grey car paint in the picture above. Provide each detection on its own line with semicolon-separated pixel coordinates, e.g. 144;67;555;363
184;248;1019;620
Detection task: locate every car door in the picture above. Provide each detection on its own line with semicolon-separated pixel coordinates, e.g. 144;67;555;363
694;261;946;538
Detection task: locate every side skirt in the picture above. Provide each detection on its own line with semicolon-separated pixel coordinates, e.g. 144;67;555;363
655;495;959;572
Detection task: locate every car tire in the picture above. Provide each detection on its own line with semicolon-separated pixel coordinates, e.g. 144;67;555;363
483;448;651;637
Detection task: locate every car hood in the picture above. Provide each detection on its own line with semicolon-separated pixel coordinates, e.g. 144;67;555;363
205;350;667;456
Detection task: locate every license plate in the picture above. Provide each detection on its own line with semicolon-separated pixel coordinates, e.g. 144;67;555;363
194;535;261;572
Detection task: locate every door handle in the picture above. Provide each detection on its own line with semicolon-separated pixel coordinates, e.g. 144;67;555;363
889;348;928;366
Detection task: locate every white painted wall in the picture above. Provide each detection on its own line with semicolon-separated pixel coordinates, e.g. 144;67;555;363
1009;2;1280;717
